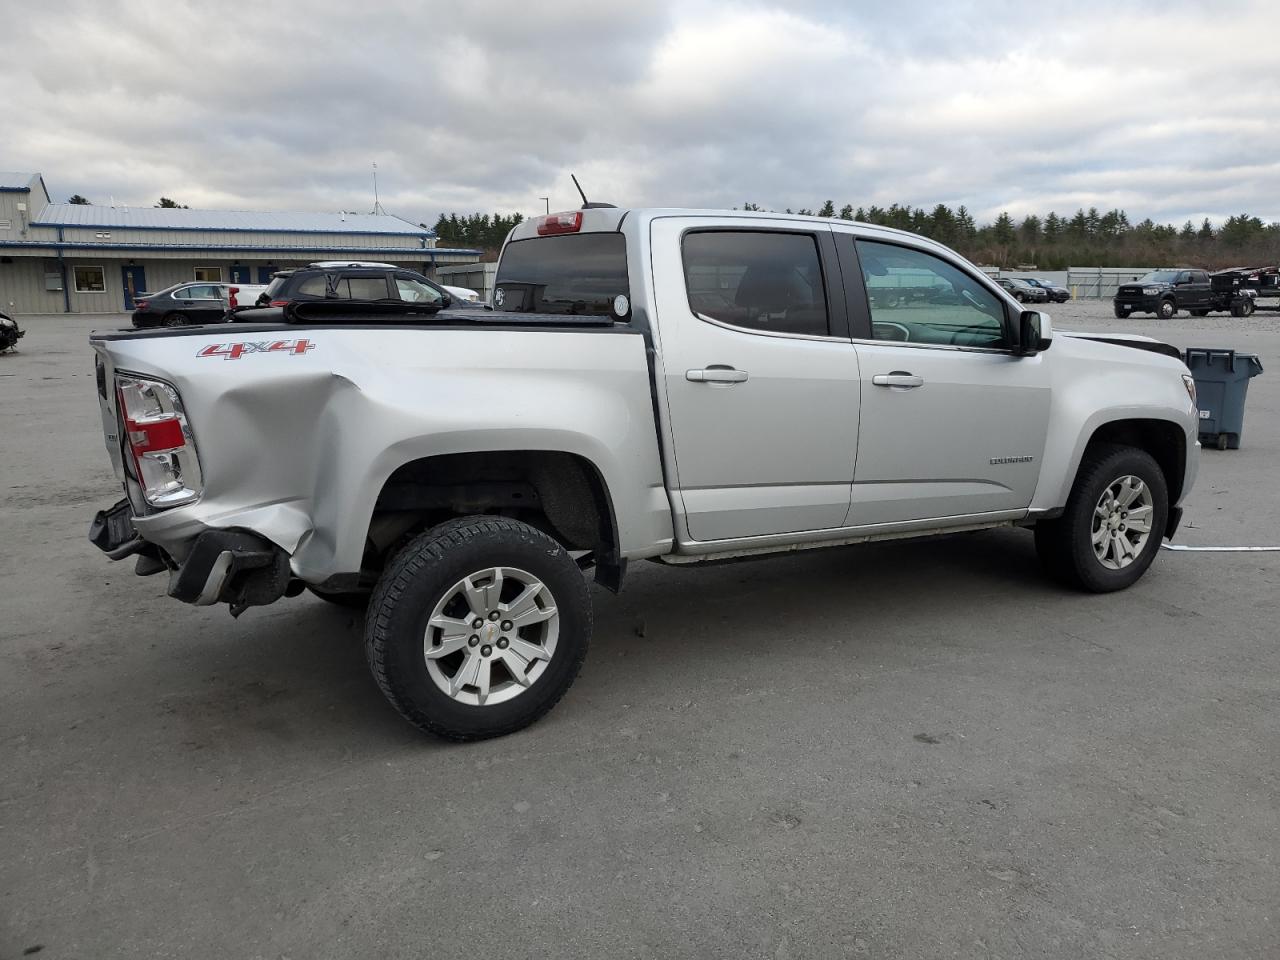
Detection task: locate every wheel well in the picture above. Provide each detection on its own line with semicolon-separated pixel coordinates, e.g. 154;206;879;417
364;451;623;590
1085;419;1186;503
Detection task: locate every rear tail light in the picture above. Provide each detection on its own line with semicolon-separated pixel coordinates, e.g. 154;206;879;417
228;285;241;308
536;211;583;235
134;300;149;310
115;374;203;507
269;299;290;307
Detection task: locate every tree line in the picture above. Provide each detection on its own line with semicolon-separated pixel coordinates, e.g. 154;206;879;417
739;200;1280;270
431;212;525;251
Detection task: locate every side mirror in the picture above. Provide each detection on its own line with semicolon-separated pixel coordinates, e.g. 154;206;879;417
1017;310;1052;356
438;293;453;309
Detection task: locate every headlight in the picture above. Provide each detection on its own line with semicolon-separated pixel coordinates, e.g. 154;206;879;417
1142;287;1160;295
1182;374;1197;407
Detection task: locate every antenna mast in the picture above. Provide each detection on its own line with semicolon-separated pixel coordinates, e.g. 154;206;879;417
372;161;384;215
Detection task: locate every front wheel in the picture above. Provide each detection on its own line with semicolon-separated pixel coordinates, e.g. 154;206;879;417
1157;299;1176;319
1034;444;1169;592
365;516;591;740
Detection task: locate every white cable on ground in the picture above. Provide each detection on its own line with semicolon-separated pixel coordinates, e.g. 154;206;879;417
1162;544;1280;552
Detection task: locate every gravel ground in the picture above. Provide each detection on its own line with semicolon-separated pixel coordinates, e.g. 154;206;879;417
2;304;1278;960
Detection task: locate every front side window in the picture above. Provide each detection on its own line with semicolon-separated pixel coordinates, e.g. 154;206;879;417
73;265;106;293
395;277;444;304
193;267;223;282
682;230;829;336
857;240;1008;349
494;233;628;315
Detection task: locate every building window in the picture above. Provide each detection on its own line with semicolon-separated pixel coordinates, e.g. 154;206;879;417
194;267;223;282
73;265;106;293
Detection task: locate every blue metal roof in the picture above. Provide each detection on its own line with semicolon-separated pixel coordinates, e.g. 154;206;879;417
0;172;38;191
33;202;435;236
0;239;479;256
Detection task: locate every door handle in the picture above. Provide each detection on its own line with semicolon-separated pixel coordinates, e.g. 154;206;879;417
687;367;748;383
872;372;924;388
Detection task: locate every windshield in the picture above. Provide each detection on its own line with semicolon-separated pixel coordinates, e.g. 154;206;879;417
1138;271;1180;283
494;234;628;316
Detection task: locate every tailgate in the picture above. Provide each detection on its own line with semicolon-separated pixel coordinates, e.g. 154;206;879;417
91;341;127;483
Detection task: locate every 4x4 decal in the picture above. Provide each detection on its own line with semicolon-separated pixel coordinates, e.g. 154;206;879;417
197;339;315;360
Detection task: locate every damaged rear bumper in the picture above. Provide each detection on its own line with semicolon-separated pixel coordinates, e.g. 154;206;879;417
90;497;292;611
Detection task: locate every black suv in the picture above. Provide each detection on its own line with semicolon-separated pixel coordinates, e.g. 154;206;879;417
235;263;472;321
1114;269;1212;319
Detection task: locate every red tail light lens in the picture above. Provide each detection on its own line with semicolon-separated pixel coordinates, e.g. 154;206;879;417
115;374;203;507
536;211;583;235
228;285;241;308
134;300;149;310
269;299;290;307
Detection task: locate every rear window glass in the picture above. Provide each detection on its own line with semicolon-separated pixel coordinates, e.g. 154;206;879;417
494;234;628;316
682;231;829;336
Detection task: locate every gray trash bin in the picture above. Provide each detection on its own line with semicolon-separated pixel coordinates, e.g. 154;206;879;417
1182;348;1264;450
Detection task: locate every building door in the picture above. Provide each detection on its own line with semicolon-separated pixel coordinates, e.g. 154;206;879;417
257;266;276;283
230;264;250;283
121;265;147;310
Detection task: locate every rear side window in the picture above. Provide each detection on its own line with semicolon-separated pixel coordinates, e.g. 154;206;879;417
296;276;326;297
682;231;829;336
493;234;628;315
338;276;391;300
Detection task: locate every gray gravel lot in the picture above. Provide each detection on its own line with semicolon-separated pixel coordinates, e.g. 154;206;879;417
2;302;1278;960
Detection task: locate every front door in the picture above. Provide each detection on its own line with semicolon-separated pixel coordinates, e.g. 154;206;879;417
844;237;1052;525
121;264;146;311
651;218;860;542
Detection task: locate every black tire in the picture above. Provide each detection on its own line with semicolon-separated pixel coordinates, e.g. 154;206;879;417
365;516;591;741
1238;298;1255;317
162;312;188;327
308;586;372;609
1034;443;1169;593
1113;303;1131;319
1157;299;1176;320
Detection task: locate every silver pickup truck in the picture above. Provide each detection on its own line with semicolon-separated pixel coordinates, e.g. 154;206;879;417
89;207;1200;740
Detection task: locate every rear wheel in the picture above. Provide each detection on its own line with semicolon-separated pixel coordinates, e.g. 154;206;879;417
365;516;590;741
1034;444;1168;592
1231;298;1255;318
162;312;188;327
1157;299;1176;319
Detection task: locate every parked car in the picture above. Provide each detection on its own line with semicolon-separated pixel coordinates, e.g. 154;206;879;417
0;310;24;352
306;261;481;304
1113;269;1215;319
995;276;1049;303
1016;277;1071;303
89;206;1199;741
231;263;473;322
131;282;231;327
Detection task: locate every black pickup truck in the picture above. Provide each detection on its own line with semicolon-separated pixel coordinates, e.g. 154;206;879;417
1114;268;1257;319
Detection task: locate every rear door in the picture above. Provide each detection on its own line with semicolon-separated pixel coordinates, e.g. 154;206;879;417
840;234;1051;525
651;217;860;541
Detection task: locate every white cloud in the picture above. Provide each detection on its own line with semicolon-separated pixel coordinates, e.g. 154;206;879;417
0;0;1277;226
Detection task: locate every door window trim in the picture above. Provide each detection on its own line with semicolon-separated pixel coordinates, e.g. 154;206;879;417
837;232;1019;352
678;226;851;341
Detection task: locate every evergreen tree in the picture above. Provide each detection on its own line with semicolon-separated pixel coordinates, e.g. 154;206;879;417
818;200;835;218
68;194;90;205
838;204;854;220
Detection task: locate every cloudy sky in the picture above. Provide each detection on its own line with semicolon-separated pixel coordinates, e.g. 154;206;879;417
2;0;1277;228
